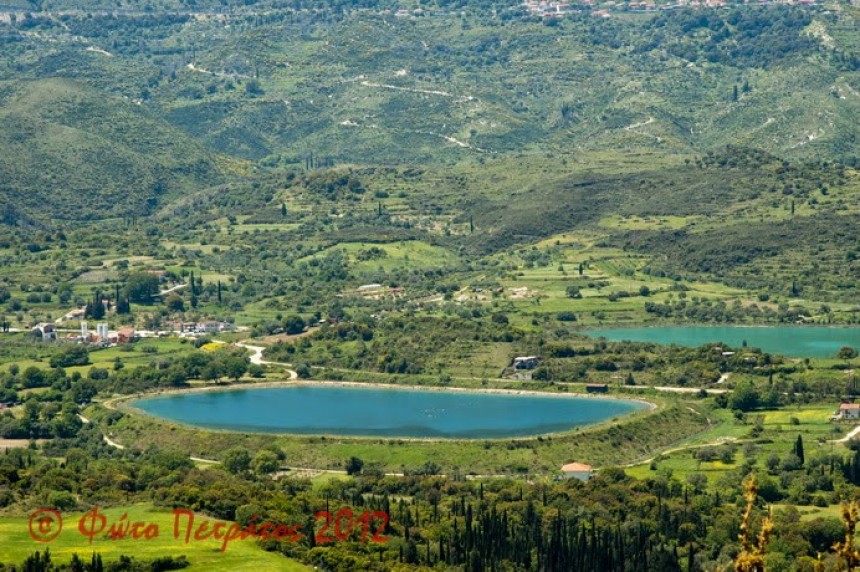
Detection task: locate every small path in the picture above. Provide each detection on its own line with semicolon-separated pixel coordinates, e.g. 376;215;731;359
627;385;729;395
236;342;298;380
686;406;712;425
55;307;85;324
623;436;740;468
159;283;187;296
103;434;125;450
186;62;251;79
716;373;730;384
81;414;128;450
832;424;860;444
653;386;729;394
86;45;112;57
359;80;476;102
624;116;655;131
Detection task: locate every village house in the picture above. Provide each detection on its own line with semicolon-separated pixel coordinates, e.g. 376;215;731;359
198;320;222;334
839;403;860;420
117;326;137;344
561;462;593;481
32;323;57;341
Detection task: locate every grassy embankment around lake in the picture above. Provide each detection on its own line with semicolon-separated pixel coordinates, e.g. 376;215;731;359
88;381;707;475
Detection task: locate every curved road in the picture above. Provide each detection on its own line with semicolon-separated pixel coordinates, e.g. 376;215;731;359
833;424;860;444
237;343;298;379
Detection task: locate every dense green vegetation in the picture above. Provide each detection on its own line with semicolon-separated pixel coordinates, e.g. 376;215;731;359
2;0;860;570
4;404;860;571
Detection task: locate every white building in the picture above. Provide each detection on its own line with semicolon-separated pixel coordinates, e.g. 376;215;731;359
97;323;109;343
561;462;593;481
33;323;57;341
840;403;860;420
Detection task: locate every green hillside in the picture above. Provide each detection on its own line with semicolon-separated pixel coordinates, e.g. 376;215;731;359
0;79;221;222
1;3;858;183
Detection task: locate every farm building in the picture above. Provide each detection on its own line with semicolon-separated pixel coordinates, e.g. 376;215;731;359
839;403;860;420
561;462;593;481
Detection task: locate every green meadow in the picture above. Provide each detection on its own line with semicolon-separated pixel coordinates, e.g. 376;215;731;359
0;503;309;570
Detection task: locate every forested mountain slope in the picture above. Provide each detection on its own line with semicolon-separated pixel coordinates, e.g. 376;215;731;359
0;1;858;223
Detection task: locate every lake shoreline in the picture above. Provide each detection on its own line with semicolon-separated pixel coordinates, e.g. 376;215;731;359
115;378;656;410
105;379;657;441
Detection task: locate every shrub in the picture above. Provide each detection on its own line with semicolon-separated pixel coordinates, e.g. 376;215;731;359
565;286;582;299
49;346;89;368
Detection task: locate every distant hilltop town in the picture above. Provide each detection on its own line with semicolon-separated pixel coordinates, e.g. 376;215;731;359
522;0;816;18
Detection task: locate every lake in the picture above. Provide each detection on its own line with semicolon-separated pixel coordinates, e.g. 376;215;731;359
584;326;860;358
133;385;648;438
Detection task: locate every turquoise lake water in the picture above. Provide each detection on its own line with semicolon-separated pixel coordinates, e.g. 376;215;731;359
133;385;647;438
584;326;860;358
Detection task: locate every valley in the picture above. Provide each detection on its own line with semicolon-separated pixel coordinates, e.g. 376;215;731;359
0;0;859;570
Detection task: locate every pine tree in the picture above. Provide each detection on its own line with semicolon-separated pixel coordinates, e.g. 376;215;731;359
69;553;85;572
732;85;739;102
85;291;105;320
116;296;130;315
795;434;805;465
217;280;222;303
281;203;287;217
91;552;104;572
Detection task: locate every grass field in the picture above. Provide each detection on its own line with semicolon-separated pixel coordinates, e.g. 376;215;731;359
4;338;197;375
625;404;848;487
0;503;309;570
